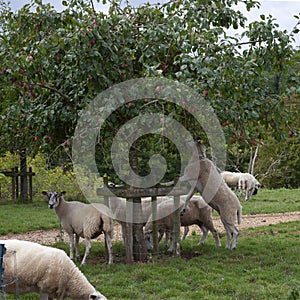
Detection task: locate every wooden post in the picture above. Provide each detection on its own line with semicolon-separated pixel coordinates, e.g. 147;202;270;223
20;148;28;202
129;141;147;262
11;168;16;203
125;198;133;263
173;195;181;256
15;167;19;202
103;176;109;207
132;196;147;262
29;167;33;201
151;196;158;255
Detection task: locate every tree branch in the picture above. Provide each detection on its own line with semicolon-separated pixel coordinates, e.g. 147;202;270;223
35;82;70;101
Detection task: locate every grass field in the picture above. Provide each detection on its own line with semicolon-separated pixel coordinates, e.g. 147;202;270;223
0;188;299;299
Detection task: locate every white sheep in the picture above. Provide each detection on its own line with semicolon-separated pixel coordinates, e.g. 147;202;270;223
180;140;242;250
0;239;107;300
221;171;262;201
42;191;113;265
144;195;221;252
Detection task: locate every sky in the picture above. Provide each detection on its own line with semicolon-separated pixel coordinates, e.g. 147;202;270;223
5;0;300;47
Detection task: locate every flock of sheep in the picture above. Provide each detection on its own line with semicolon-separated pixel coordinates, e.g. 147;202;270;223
0;139;262;300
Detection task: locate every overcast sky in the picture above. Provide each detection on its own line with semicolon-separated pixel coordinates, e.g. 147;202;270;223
5;0;300;47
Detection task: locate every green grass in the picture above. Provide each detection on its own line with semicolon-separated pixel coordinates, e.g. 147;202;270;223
5;222;299;300
1;189;299;299
241;188;300;215
0;188;299;235
0;201;59;235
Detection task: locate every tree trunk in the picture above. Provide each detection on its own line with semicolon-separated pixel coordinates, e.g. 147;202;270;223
129;142;147;262
20;148;28;203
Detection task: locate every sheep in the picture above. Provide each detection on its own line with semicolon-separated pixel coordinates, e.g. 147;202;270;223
0;239;107;300
144;195;221;252
42;191;113;265
108;196;171;244
238;173;262;201
180;140;242;250
221;171;262;201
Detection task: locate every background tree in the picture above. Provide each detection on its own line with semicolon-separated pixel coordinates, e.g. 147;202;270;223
0;0;299;185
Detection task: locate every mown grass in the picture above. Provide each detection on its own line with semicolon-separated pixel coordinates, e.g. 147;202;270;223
0;188;299;235
1;188;299;299
4;221;299;300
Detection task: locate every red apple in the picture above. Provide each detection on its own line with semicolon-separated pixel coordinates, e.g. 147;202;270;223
34;136;38;142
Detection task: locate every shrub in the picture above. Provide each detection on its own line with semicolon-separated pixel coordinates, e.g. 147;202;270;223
0;152;93;201
256;137;300;189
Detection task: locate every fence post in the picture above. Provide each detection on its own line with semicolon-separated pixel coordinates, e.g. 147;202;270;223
29;167;33;202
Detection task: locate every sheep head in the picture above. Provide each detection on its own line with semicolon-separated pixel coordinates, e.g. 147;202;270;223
42;191;66;209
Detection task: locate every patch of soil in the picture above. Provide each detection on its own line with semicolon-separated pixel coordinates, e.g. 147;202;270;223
0;212;299;245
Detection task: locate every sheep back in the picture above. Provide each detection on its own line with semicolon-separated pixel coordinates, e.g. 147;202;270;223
0;239;105;299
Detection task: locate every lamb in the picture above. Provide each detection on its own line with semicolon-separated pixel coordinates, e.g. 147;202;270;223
180;140;242;250
144;195;221;252
42;191;113;265
0;239;107;300
221;171;262;201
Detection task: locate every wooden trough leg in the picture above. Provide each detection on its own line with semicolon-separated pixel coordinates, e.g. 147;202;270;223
132;197;147;262
151;196;158;255
125;198;133;264
173;195;181;257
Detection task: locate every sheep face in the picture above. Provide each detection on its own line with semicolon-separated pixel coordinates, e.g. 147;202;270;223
42;191;66;209
183;138;206;158
144;232;153;251
89;291;107;300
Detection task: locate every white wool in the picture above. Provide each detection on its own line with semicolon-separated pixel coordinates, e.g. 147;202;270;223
0;239;107;300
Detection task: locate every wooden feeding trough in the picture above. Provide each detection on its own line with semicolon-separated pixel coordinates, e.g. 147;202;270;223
97;177;190;263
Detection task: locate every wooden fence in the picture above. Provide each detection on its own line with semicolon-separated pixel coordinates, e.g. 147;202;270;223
0;167;35;202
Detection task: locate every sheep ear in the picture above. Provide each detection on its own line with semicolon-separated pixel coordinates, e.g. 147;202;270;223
61;191;66;195
41;191;48;196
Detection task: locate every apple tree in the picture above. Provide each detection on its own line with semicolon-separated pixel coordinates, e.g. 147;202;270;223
0;0;299;181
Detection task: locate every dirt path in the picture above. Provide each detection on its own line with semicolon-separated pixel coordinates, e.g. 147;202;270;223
0;212;299;245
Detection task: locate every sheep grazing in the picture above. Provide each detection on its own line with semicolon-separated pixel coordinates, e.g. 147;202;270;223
180;140;242;250
108;196;170;244
221;171;262;201
144;195;221;252
42;191;113;265
0;239;107;300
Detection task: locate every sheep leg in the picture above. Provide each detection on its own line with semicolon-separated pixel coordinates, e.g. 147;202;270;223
225;230;232;249
105;233;113;264
199;225;208;245
81;238;91;265
210;228;221;248
75;234;80;261
167;230;175;252
228;224;239;250
181;187;196;215
40;293;49;300
223;223;239;250
181;226;189;241
244;188;249;202
68;233;75;260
